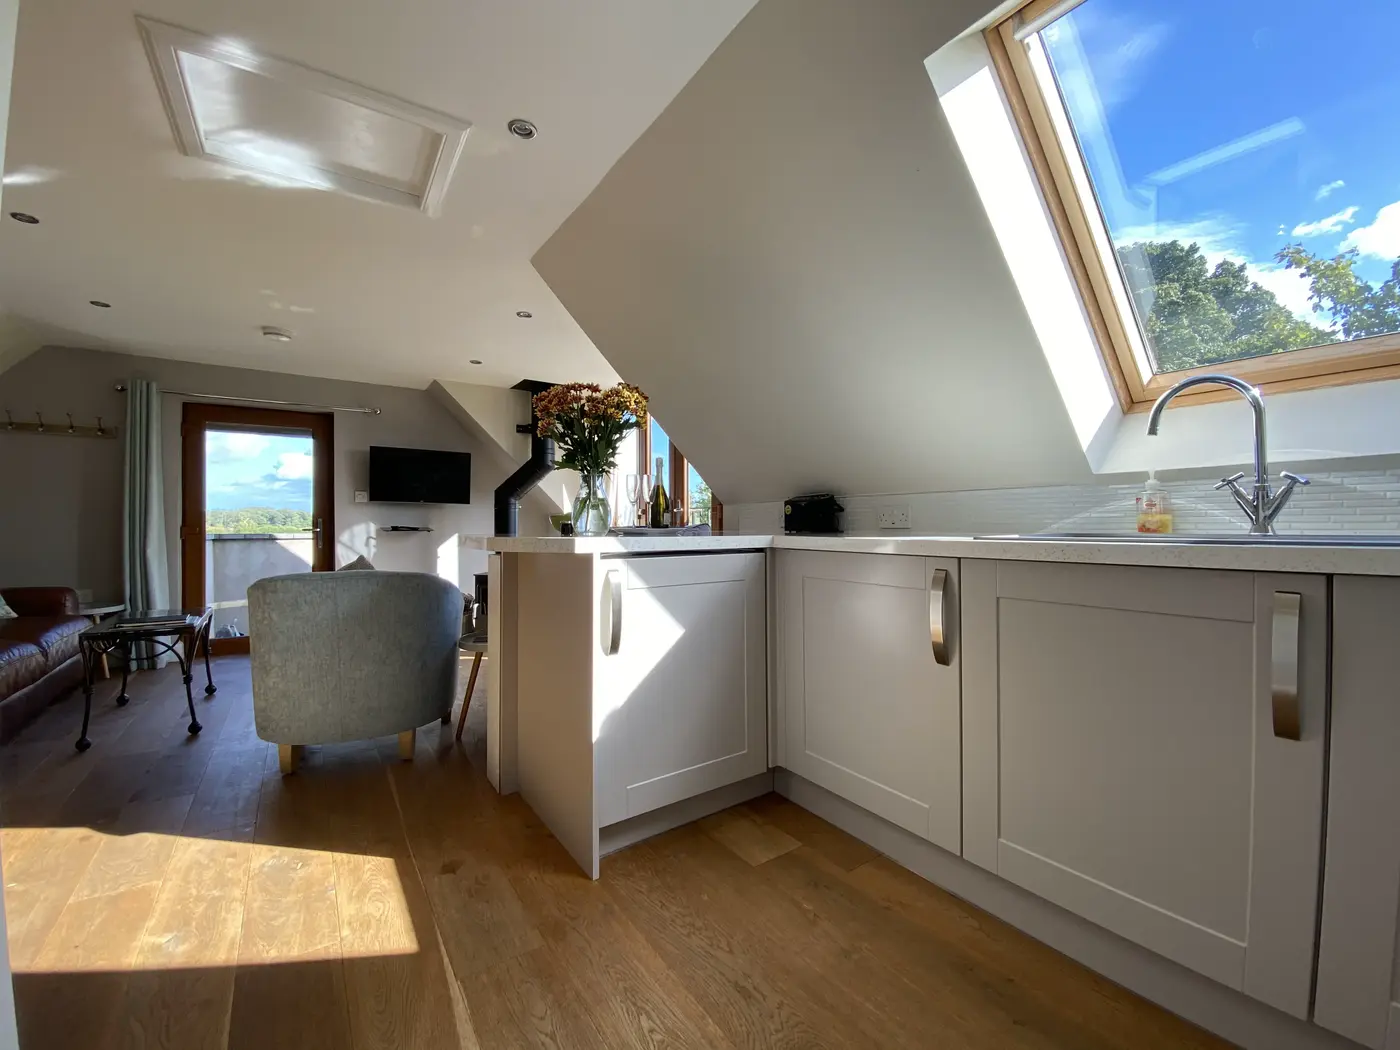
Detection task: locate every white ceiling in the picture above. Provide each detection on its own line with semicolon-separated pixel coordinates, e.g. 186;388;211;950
0;0;756;389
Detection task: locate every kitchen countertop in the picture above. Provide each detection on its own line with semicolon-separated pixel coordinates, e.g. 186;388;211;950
473;532;1400;576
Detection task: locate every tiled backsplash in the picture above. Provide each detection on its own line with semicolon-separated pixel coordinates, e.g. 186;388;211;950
731;468;1400;537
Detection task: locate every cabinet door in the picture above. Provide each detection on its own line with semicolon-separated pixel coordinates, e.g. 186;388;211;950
1314;576;1400;1049
962;560;1326;1018
595;552;767;826
778;550;961;854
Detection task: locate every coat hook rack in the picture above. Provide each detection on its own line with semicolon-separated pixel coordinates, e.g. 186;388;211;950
1;409;119;439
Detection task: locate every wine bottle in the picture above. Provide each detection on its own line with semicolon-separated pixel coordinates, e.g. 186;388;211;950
649;456;670;528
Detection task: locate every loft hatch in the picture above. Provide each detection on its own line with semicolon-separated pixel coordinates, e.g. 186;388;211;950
138;17;470;215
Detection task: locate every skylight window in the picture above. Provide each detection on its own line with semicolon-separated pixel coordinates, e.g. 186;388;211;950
138;18;470;215
990;0;1400;408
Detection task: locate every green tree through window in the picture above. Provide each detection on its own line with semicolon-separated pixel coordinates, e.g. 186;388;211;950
1116;240;1400;373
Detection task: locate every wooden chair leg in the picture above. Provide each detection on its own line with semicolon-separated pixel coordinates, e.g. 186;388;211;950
455;652;483;743
278;744;302;775
398;728;416;761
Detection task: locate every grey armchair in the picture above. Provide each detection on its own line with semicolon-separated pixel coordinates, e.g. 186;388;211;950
248;570;462;773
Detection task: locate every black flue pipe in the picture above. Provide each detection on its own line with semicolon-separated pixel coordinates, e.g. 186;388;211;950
494;381;557;537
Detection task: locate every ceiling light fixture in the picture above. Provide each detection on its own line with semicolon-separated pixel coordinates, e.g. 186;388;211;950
89;300;112;309
261;325;294;342
469;359;483;365
507;118;537;140
9;212;39;224
515;310;533;319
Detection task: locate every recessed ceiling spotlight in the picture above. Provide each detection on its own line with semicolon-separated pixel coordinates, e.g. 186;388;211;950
469;359;483;365
9;212;39;224
515;310;533;319
507;118;537;140
89;300;112;308
261;325;294;342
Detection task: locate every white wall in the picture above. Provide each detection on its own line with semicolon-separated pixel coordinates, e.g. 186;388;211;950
534;0;1093;507
0;345;547;601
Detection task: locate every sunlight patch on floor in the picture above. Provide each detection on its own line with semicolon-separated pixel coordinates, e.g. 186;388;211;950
3;826;418;973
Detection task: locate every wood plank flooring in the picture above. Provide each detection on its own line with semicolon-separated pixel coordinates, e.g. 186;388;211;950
0;655;1233;1049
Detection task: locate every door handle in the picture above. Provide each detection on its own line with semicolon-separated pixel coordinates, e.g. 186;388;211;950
600;570;622;656
1271;591;1302;740
930;567;950;667
314;517;324;551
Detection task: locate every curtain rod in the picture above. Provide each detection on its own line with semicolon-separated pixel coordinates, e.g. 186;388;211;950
113;383;380;415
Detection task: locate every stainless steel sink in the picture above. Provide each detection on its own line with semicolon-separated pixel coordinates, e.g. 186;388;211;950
976;532;1400;547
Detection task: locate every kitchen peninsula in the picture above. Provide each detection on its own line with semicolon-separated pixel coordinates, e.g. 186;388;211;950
480;529;1400;1050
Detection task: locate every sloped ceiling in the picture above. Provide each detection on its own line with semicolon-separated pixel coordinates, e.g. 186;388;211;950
534;0;1094;505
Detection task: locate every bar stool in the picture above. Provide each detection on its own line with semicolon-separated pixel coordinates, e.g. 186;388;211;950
455;631;488;742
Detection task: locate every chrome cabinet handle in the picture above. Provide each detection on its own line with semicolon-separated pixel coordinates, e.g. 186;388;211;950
600;570;622;656
1271;591;1301;740
930;567;950;667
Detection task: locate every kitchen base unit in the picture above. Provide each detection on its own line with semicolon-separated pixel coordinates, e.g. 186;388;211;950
488;548;769;878
961;560;1327;1020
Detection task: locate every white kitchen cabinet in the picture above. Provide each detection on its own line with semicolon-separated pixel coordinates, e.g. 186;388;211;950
961;559;1326;1019
1314;575;1400;1049
594;552;768;828
777;549;961;854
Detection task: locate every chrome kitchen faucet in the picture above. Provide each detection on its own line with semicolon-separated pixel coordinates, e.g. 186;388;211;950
1146;374;1308;536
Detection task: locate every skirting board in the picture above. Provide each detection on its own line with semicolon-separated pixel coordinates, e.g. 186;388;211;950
600;772;774;859
774;770;1360;1050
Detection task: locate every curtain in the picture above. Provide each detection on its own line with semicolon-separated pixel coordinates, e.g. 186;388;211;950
123;379;171;669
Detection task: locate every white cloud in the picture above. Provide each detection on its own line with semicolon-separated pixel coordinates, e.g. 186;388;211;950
1291;206;1358;238
1242;263;1318;322
206;430;269;460
1113;216;1244;259
1043;9;1171;112
274;452;314;480
1339;201;1400;259
1315;180;1346;200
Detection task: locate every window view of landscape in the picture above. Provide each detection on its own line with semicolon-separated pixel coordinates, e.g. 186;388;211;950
688;464;714;526
204;429;315;637
205;429;315;533
1039;0;1400;374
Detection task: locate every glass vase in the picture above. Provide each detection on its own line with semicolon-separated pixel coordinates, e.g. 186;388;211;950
572;472;612;537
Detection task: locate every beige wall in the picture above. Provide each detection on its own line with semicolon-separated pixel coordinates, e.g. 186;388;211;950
535;0;1092;506
0;345;547;599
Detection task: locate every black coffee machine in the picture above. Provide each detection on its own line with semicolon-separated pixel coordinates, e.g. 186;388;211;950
783;493;844;534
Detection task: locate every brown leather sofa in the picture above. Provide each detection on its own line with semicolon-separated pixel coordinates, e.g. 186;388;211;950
0;588;90;742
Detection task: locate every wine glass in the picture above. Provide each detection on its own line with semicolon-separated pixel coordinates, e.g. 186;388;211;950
625;474;642;527
638;474;655;526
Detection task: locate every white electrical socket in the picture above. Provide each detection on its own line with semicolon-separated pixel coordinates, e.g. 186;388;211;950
354;491;369;503
877;505;911;529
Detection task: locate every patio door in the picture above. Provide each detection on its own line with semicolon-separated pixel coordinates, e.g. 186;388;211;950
180;403;334;654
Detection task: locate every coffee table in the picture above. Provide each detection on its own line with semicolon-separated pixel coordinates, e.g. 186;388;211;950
75;608;216;752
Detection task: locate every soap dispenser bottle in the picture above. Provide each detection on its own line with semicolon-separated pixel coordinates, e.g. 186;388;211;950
1136;471;1173;534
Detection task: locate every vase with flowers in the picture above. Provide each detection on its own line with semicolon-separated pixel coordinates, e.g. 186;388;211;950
533;382;649;537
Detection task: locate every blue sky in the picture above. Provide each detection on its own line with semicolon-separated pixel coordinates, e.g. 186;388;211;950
1043;0;1400;324
205;429;314;510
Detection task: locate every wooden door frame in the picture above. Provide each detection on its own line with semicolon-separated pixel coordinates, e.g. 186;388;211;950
181;402;335;654
638;421;723;530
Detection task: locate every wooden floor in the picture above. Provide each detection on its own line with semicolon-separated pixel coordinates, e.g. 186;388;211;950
0;655;1231;1050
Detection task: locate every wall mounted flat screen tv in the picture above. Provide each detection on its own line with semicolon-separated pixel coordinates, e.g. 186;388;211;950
368;445;471;504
